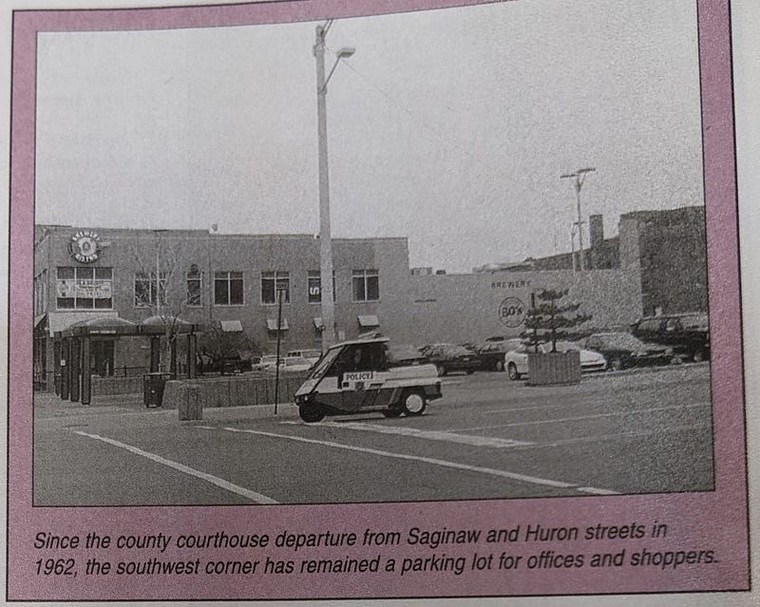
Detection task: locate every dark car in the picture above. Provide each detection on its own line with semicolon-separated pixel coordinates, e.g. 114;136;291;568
197;353;252;375
386;344;430;367
630;313;710;362
420;344;481;376
583;332;673;371
476;338;523;371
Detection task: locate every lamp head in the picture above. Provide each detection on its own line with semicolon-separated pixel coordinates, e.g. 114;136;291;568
337;47;356;59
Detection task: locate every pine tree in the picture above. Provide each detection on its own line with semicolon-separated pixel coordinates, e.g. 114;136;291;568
521;289;592;353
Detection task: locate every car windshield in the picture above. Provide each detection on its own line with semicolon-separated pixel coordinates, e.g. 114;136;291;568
308;347;342;379
593;333;644;349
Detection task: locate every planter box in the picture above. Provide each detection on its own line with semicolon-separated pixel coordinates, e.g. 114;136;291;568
527;351;581;386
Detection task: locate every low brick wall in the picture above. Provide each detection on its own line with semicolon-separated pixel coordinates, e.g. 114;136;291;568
162;373;309;410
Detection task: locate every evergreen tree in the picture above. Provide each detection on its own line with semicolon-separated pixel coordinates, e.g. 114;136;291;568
521;288;592;353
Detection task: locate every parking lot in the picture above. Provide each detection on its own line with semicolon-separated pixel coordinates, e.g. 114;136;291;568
34;362;713;506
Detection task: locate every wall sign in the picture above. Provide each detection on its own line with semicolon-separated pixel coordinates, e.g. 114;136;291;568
69;230;102;263
498;296;526;328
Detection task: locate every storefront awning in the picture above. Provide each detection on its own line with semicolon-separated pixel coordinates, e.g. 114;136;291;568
266;318;289;331
47;311;119;337
221;320;243;332
358;315;380;328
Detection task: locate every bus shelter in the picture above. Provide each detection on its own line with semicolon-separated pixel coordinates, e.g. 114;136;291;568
54;316;202;405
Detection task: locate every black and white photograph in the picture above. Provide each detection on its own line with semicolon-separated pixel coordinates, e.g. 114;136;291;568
32;0;714;507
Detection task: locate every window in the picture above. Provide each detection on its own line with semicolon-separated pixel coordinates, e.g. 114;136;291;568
134;272;167;307
352;269;379;302
58;267;113;310
214;271;244;305
307;270;336;303
186;269;202;306
261;271;290;305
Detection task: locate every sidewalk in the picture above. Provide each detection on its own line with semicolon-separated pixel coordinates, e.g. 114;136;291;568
33;390;299;424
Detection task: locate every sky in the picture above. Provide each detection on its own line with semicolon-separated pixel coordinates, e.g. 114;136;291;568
34;0;704;273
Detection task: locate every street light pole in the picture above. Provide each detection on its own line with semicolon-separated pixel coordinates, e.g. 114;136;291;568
314;21;354;351
560;168;595;272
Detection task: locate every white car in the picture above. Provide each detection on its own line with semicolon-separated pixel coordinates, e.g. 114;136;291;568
287;349;323;366
504;341;607;380
281;356;314;373
260;355;283;371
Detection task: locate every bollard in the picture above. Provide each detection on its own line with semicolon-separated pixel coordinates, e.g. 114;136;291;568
178;384;203;421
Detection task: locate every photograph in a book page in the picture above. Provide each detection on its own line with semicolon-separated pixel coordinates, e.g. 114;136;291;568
7;0;750;601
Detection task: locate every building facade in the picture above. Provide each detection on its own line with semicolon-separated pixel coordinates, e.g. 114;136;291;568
34;226;413;389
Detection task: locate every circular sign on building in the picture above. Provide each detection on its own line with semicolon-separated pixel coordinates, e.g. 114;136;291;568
69;230;102;263
498;296;526;328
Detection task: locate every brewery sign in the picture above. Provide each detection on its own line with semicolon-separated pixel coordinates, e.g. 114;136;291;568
69;230;102;263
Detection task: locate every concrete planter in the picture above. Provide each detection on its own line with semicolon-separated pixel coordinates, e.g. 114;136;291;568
527;351;581;386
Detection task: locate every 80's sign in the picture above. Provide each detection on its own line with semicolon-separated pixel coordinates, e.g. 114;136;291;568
498;297;526;328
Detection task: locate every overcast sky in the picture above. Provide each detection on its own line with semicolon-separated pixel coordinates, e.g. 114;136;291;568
34;0;704;273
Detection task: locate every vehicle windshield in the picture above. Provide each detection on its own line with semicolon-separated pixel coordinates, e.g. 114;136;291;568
308;347;342;379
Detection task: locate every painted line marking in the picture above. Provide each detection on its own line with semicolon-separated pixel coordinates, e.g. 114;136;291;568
219;426;615;494
448;402;710;433
510;423;711;451
282;420;533;448
72;430;278;505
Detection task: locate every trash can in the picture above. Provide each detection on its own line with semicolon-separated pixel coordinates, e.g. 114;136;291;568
143;372;171;408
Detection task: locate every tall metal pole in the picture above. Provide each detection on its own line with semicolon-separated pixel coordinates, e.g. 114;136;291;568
573;179;585;271
315;23;337;350
274;287;285;415
561;168;595;273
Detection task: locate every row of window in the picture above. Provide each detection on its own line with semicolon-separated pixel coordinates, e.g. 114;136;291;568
53;267;380;310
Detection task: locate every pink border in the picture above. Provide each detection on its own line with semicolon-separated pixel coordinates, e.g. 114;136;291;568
7;0;748;600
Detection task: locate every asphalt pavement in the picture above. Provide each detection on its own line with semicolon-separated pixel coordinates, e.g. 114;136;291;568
33;363;713;506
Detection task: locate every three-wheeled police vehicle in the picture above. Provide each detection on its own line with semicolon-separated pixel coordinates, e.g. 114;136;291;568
294;337;442;423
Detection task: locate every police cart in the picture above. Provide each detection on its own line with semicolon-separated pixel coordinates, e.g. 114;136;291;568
294;337;442;423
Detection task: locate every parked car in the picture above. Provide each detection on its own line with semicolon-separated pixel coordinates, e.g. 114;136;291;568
476;338;523;371
504;341;606;380
260;354;284;371
420;343;481;376
630;313;710;362
287;349;323;365
386;344;429;367
583;332;673;370
281;356;314;374
197;353;252;375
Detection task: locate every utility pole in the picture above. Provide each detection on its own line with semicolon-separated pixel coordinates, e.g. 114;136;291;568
315;21;336;350
560;168;595;271
314;21;354;351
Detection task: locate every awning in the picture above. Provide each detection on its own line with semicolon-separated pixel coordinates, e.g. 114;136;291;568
47;311;119;337
313;317;325;330
358;315;380;328
266;318;289;331
221;320;243;332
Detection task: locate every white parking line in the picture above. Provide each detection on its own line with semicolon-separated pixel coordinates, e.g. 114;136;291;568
448;402;710;433
282;420;533;448
72;430;279;505
221;426;617;495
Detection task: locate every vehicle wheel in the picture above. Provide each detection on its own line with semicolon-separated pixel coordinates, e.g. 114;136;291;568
382;408;402;418
495;360;504;372
466;369;474;375
402;391;427;416
298;403;325;423
436;365;446;377
507;363;520;381
610;357;624;371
